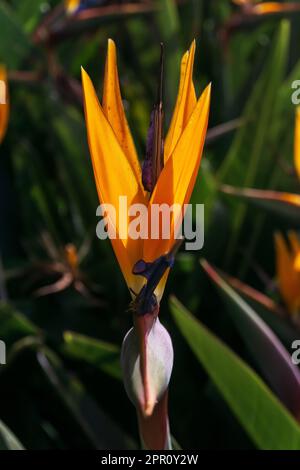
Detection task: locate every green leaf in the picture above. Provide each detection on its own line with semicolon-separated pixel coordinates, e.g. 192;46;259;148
11;143;63;245
190;157;217;225
218;21;290;262
219;270;298;347
63;331;121;380
0;302;39;346
170;295;300;450
37;347;135;449
200;259;300;419
13;0;46;34
0;420;24;450
218;20;290;187
156;0;182;120
51;105;97;230
0;3;31;68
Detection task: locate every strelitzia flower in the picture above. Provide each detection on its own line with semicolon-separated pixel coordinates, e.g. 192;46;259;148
81;39;210;449
275;231;300;316
0;65;9;144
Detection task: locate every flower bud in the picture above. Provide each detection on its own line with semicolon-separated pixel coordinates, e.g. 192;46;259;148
121;318;173;417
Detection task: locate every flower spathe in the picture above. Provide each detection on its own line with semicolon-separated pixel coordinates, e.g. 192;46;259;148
81;39;211;299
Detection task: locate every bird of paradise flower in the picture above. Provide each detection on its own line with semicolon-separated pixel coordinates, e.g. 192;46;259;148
81;39;211;449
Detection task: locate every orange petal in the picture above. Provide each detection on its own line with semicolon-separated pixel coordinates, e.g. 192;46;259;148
64;244;79;272
253;2;300;15
64;0;80;14
164;41;197;163
295;252;300;272
143;83;211;263
275;232;293;305
295;106;300;180
0;65;9;144
274;232;300;315
288;231;300;257
103;39;142;185
288;231;300;272
278;193;300;206
81;67;145;291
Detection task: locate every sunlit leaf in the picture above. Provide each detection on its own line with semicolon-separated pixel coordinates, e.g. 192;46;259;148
37;347;135;449
0;420;24;450
0;302;39;346
218;21;290;261
170;295;300;449
0;2;31;68
200;259;300;419
156;0;182;119
221;271;298;346
63;331;121;380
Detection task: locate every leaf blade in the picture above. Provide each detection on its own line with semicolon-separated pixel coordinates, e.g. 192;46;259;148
170;295;300;450
63;331;121;380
